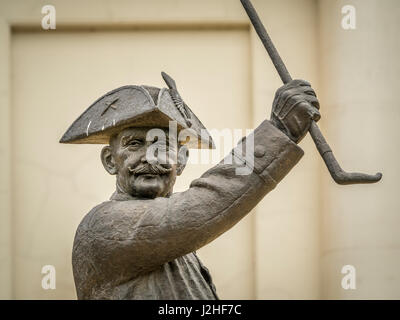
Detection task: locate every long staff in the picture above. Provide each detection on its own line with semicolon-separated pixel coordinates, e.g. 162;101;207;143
240;0;382;185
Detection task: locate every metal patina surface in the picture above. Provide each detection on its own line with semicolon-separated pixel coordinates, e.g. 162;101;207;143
60;70;322;299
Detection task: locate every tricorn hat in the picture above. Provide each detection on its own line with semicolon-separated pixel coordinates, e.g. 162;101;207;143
59;72;214;149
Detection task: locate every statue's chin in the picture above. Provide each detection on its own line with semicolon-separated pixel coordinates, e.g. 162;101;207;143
135;187;161;198
130;175;165;199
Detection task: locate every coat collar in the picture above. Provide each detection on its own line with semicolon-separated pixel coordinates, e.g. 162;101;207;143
110;191;137;201
109;191;171;201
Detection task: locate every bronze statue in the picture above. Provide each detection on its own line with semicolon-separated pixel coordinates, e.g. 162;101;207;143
60;0;381;300
61;70;318;299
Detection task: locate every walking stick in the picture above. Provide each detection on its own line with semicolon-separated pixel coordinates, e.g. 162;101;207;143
240;0;382;185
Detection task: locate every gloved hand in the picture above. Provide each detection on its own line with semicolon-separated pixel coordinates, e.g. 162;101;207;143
270;79;321;144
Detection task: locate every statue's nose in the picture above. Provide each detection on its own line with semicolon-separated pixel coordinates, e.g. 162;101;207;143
142;148;158;165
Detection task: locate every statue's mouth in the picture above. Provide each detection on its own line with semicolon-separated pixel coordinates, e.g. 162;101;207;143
128;163;172;176
139;173;158;179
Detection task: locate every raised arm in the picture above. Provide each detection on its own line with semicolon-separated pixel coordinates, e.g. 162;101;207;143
86;119;303;278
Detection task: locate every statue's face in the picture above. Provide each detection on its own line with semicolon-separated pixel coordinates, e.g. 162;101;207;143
101;127;188;199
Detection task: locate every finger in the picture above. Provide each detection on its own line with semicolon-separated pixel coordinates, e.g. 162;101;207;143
305;103;321;122
293;113;310;142
277;79;312;95
274;84;317;116
275;91;305;119
274;87;298;116
290;79;311;87
284;114;300;142
275;82;292;96
276;79;310;96
312;110;321;122
277;91;303;118
303;87;317;97
286;112;309;143
305;95;320;110
283;91;320;114
282;86;316;102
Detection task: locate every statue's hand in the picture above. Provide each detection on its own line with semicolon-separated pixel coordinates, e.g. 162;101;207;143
270;79;321;143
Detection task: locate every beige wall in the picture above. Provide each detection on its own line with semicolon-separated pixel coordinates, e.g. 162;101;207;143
0;19;12;300
0;0;398;300
318;0;400;299
11;28;252;299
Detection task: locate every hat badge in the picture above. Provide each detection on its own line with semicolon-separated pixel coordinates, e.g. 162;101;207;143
162;72;192;128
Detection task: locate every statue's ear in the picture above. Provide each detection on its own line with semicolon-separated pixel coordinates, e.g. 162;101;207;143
176;145;189;176
101;146;117;175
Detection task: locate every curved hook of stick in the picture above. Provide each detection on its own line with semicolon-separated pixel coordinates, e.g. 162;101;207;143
309;122;382;185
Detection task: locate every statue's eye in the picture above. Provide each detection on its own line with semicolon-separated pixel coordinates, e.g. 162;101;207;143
128;139;142;147
122;138;143;148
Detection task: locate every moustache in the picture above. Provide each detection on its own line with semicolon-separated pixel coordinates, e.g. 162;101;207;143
128;163;172;176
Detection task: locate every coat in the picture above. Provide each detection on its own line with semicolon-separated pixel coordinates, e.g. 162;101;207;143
72;120;304;299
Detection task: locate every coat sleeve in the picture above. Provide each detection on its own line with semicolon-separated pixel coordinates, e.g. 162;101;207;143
87;120;304;278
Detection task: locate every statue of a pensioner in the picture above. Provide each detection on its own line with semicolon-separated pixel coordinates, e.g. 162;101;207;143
60;72;320;299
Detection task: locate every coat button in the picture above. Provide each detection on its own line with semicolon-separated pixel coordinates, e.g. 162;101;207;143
254;145;266;158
